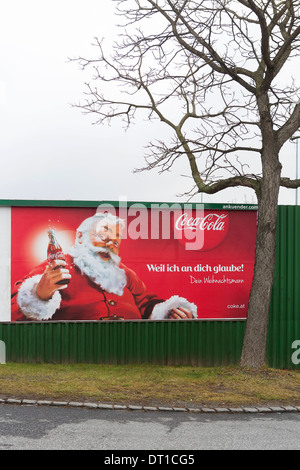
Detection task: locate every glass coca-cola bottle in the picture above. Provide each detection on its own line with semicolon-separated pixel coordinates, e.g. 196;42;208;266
47;229;70;285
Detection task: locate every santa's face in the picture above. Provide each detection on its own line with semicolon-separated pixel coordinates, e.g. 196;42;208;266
70;216;126;296
89;218;122;261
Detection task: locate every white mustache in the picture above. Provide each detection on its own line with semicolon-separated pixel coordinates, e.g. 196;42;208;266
75;232;120;264
90;245;112;254
86;244;120;265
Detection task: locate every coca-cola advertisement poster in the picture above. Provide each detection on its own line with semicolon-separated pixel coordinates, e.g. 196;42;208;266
10;204;257;322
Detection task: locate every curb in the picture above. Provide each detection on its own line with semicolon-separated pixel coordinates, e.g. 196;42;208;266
1;397;300;414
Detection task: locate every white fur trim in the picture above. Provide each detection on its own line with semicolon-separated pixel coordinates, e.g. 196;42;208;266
17;275;62;320
150;295;197;320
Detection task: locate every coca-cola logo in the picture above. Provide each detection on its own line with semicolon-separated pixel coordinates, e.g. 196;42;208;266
172;210;229;251
48;252;65;261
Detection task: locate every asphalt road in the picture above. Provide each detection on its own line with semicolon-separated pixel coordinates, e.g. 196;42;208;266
0;403;300;451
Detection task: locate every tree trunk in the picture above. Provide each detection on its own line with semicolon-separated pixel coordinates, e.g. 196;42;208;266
240;163;281;368
240;91;281;368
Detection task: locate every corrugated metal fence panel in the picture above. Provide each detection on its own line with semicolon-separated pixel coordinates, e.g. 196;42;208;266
0;320;246;366
267;205;300;369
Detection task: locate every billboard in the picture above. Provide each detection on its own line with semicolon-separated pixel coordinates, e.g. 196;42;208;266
10;203;257;321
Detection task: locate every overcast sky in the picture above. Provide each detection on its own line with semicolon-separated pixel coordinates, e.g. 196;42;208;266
0;0;298;206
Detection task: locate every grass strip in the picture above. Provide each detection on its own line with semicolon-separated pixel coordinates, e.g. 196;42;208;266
0;363;299;408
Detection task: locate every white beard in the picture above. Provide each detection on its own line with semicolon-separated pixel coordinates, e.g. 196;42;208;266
68;239;127;296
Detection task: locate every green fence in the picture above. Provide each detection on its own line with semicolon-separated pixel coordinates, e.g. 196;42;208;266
267;206;300;369
0;204;300;368
0;320;246;366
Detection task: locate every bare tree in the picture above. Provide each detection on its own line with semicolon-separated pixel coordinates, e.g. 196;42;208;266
74;0;300;368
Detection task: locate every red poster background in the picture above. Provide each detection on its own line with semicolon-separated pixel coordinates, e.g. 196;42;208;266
11;205;257;320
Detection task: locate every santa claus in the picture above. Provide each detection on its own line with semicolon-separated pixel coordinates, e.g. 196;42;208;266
11;212;197;321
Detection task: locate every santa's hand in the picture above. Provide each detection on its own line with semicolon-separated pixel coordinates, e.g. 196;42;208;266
36;260;71;301
168;307;194;320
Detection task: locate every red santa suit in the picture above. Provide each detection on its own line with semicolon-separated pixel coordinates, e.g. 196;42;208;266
11;254;197;321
